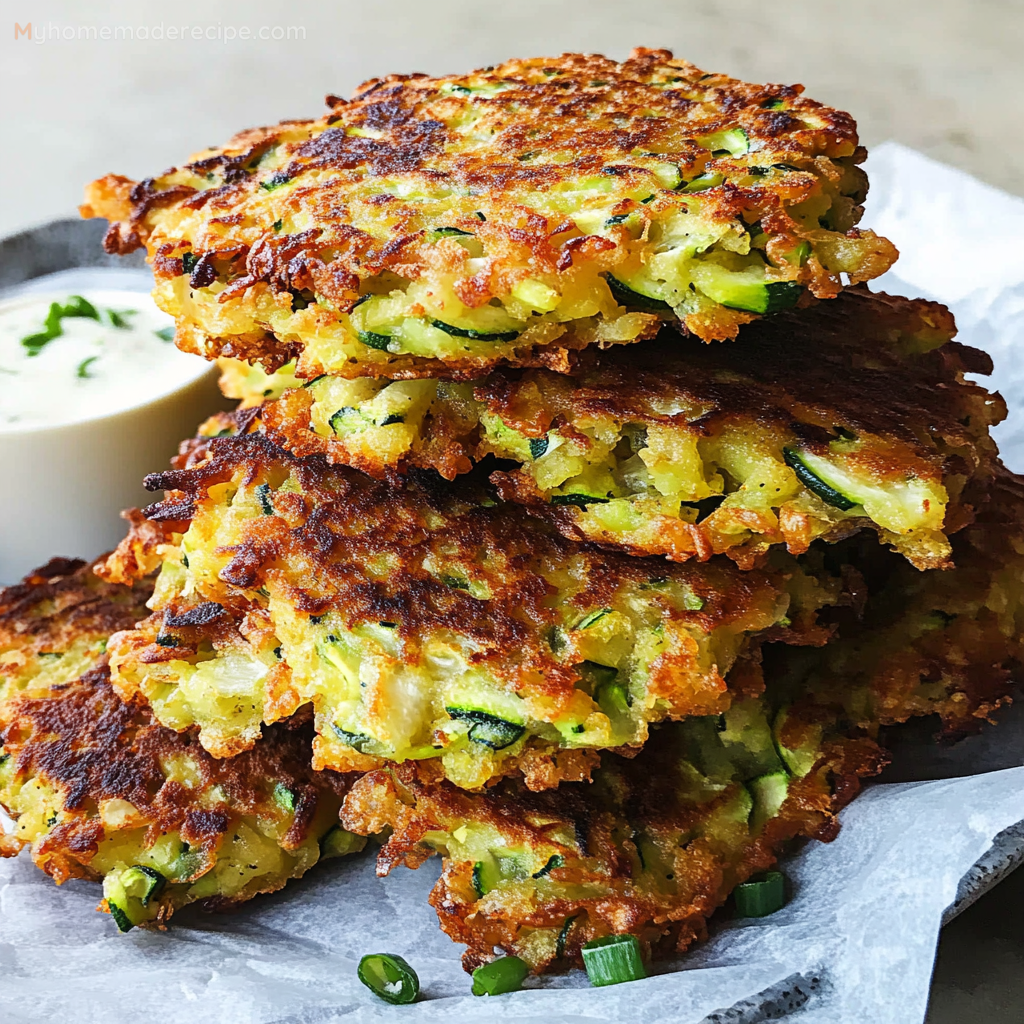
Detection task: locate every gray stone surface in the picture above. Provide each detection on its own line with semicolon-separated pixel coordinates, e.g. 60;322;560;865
2;4;1023;1018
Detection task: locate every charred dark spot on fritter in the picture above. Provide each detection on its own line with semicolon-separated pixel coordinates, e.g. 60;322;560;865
163;602;227;629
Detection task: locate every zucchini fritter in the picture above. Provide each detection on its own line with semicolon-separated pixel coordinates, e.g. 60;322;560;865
102;428;848;791
342;699;885;972
341;472;1024;973
81;48;896;380
237;289;1002;570
773;468;1024;740
0;558;364;932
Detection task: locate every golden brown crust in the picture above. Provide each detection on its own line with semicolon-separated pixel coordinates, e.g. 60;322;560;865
338;468;1024;972
784;466;1024;740
83;47;896;365
263;289;990;473
477;290;991;462
262;385;476;481
3;670;342;880
134;429;828;715
342;725;886;971
0;557;151;661
257;289;1003;570
0;558;352;918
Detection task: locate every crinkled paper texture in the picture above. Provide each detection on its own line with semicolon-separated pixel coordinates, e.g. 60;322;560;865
2;144;1024;1023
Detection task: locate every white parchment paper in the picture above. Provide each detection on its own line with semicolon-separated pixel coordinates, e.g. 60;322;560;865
2;144;1024;1023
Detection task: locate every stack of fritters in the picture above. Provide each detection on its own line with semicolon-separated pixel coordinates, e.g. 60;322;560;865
2;48;1020;976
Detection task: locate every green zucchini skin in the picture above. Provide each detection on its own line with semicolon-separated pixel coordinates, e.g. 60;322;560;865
528;437;549;460
782;447;858;511
758;281;804;315
255;483;274;515
550;493;610;508
430;319;520;343
716;280;803;315
532;854;565;878
678;170;724;193
358;330;394;351
428;226;474;240
331;723;375;752
103;865;167;932
445;707;526;750
605;274;671;312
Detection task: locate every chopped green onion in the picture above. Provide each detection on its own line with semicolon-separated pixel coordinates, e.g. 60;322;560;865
106;308;136;328
734;870;785;917
75;356;99;379
21;302;64;355
154;326;175;342
581;934;646;987
60;295;100;320
357;953;419;1005
181;252;198;274
471;955;529;996
272;219;283;232
20;334;54;357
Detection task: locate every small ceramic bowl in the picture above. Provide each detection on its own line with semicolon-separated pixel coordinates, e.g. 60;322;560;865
0;219;229;583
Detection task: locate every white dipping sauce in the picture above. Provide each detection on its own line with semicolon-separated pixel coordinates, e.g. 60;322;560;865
0;289;204;432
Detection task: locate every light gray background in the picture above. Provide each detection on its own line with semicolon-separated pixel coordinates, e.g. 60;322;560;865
2;2;1022;1020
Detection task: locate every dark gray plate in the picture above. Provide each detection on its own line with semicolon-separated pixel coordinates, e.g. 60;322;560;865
0;217;147;292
